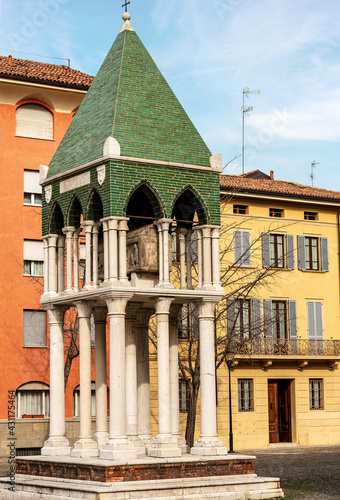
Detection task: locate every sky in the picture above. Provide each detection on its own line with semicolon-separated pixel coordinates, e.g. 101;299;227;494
0;0;339;190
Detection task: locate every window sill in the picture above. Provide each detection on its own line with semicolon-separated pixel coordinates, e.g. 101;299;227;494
16;134;55;141
23;275;44;278
300;269;327;273
23;203;42;207
23;345;47;348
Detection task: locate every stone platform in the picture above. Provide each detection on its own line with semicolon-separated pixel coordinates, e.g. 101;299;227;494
0;455;284;499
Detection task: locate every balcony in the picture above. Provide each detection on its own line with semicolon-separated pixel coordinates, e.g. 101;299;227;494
233;338;340;370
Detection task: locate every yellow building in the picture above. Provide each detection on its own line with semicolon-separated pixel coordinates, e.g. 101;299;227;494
212;170;340;450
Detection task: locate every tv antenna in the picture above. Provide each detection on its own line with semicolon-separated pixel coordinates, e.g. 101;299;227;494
310;161;319;186
241;87;260;174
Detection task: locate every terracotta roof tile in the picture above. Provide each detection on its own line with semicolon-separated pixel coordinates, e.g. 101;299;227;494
0;55;93;89
220;174;340;202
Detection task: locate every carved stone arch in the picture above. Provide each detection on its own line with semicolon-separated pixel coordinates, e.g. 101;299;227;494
124;179;165;230
86;188;103;222
49;201;64;234
171;184;209;227
67;195;83;227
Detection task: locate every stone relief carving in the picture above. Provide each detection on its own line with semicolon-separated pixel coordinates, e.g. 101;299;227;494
45;185;52;204
97;165;106;186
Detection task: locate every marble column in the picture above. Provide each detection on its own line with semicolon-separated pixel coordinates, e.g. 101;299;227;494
177;228;186;289
125;303;145;456
82;221;94;290
71;300;98;458
100;293;137;460
63;226;74;293
118;218;129;285
191;299;227;456
57;235;65;293
93;307;109;448
41;306;71;456
136;309;153;446
42;236;49;293
92;223;100;288
211;226;223;291
201;226;213;290
148;297;181;458
185;229;193;290
195;227;203;289
48;234;58;294
169;304;189;453
101;219;109;284
73;227;81;292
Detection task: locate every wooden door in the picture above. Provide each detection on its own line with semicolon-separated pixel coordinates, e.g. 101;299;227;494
268;380;279;443
278;380;291;442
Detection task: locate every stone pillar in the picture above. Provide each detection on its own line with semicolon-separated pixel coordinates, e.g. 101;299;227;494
72;301;98;458
201;226;213;289
136;309;153;445
73;227;81;292
155;219;173;288
48;234;58;294
92;223;100;288
41;306;71;456
185;229;193;290
42;236;49;293
191;299;227;456
169;304;189;453
108;218;119;283
118;218;129;285
63;226;74;293
178;228;186;289
57;235;65;293
101;219;109;284
93;307;109;448
82;221;94;289
211;226;222;290
148;297;181;458
155;222;164;284
100;293;137;460
195;227;203;289
125;304;145;456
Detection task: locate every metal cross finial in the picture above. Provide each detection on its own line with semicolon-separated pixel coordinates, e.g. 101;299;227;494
122;0;130;12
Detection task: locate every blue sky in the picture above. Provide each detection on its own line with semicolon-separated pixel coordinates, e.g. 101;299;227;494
1;0;339;190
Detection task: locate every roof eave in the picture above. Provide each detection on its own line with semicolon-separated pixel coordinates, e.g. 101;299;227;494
0;72;91;90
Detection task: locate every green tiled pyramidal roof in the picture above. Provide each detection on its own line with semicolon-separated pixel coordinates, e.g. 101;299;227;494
47;19;212;178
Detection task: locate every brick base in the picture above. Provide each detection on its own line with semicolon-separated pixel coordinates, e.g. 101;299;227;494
16;456;255;483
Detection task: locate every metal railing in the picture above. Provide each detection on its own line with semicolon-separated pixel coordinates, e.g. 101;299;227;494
234;338;340;357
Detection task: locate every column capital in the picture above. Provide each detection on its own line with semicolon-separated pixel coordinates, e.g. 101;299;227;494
92;222;101;234
155;218;173;229
92;307;107;324
118;218;129;231
102;292;134;315
177;227;187;238
74;300;95;319
196;299;220;319
45;305;68;325
62;226;76;236
47;234;58;246
82;220;95;231
153;296;174;315
57;235;65;246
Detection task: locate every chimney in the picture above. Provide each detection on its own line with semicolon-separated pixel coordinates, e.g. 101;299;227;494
270;170;274;180
8;55;12;66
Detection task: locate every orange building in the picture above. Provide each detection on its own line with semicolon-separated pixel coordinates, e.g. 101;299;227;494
0;56;92;456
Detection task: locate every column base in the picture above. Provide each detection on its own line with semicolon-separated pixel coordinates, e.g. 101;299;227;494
128;435;147;457
155;282;174;289
191;437;228;456
41;437;71;457
71;438;99;458
173;433;190;454
92;431;109;449
100;438;138;460
147;434;182;458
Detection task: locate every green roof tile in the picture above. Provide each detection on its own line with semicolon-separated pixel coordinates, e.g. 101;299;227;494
47;25;212;178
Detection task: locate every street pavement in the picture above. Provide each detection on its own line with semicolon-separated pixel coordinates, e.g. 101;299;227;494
243;445;340;499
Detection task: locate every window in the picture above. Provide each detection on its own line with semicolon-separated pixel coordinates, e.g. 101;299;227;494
234;299;251;339
309;379;323;410
228;298;262;340
233;204;248;215
272;301;287;340
234;230;251;266
238;379;253;411
16;382;49;418
297;236;329;272
23;310;46;347
307;301;323;340
304;212;318;221
23;240;44;276
262;233;295;269
179;379;189;412
24;170;42;206
16;103;53;140
269;208;283;218
178;304;198;339
73;383;96;417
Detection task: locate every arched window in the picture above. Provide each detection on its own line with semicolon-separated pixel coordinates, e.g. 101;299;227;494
16;103;53;140
16;382;50;418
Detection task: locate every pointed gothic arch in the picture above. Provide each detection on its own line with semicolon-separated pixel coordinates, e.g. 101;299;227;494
49;202;64;234
67;195;83;227
86;189;103;222
124;180;165;230
171;185;209;227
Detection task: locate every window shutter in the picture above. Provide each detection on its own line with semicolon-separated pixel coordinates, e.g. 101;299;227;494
263;299;273;338
297;235;306;270
23;310;46;347
262;233;270;268
320;238;329;272
252;299;262;337
242;231;251;266
23;240;44;261
307;301;323;340
288;300;297;339
24;170;42;194
307;301;315;339
16;104;53;140
227;298;236;334
286;235;295;270
315;302;323;339
234;231;242;264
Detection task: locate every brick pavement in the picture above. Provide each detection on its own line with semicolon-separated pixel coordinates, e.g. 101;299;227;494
243;445;340;499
